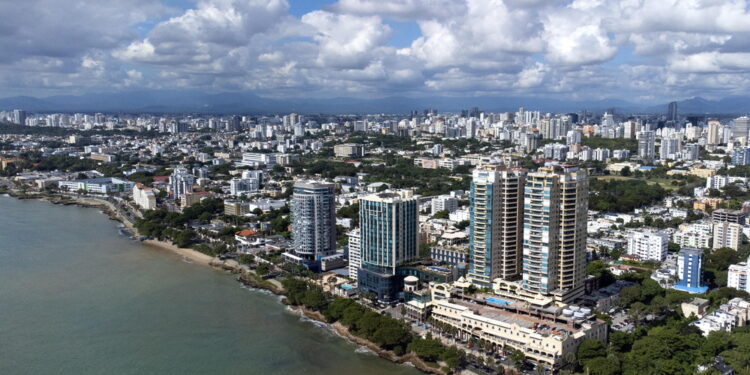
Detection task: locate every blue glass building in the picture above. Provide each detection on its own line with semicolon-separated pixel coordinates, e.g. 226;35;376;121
357;191;418;302
674;247;708;294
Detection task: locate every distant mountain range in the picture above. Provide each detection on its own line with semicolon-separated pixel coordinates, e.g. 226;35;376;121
1;90;749;115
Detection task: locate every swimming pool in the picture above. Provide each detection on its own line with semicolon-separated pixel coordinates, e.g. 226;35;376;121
485;297;511;306
341;284;354;290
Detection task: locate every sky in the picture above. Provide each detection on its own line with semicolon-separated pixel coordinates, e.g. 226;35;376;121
3;0;750;103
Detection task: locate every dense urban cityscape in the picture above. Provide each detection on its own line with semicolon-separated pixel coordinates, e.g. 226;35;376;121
6;0;750;374
2;103;750;374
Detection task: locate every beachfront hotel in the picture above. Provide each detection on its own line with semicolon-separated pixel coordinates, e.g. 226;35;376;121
357;190;419;302
467;164;526;287
426;283;607;371
286;180;336;270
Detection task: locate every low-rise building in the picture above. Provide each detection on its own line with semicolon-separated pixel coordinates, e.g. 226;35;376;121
334;143;365;158
673;229;712;249
627;230;669;261
713;209;745;224
224;200;250;216
428;286;608;371
430;246;469;266
132;183;157;210
58;177;134;194
181;191;211;208
692;298;750;336
681;298;709;318
694;198;724;212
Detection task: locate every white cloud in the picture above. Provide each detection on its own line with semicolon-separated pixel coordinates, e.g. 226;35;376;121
515;63;548;88
4;0;750;100
301;11;392;69
327;0;466;20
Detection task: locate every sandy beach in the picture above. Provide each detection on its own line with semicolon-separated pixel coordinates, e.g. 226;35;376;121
67;195;215;266
142;239;214;265
1;184;218;268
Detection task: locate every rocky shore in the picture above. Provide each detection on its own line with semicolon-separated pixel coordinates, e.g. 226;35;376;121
282;304;446;375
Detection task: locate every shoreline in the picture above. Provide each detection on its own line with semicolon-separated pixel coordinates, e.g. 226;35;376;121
2;187;217;268
0;186;439;375
142;239;214;265
286;304;444;375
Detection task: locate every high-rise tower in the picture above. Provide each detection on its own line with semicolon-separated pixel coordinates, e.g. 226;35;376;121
667;101;678;123
357;190;419;302
707;120;721;146
168;168;195;201
522;165;588;302
468;164;526;286
734;116;750;140
637;131;655;162
291;180;336;267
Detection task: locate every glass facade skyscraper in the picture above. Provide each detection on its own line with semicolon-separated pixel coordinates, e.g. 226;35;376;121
357;190;418;302
291;180;336;267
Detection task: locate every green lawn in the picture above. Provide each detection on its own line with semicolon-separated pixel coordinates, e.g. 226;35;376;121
593;175;682;191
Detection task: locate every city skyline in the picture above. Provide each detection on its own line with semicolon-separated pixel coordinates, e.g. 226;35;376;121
3;0;750;104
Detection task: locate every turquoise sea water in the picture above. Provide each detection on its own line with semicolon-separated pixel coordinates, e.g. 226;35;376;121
0;196;419;375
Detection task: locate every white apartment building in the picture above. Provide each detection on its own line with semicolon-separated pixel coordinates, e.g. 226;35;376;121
132;183;157;210
706;175;748;190
449;209;470;222
58;177;134;194
728;257;750;293
347;228;361;282
672;223;712;249
673;230;712;249
627;230;669;261
229;177;260;196
168;168;195;201
713;222;742;250
431;195;458;215
691;298;750;336
238;152;276;168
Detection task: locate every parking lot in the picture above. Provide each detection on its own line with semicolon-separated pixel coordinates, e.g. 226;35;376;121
610;310;635;332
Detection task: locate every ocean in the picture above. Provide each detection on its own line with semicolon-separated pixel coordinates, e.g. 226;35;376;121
0;195;419;375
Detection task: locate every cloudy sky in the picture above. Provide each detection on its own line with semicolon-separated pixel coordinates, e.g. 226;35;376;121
3;0;750;102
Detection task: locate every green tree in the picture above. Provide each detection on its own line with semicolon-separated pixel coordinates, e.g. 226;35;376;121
301;288;328;311
609;331;633;354
255;262;271;276
617;285;643;307
585;357;620;375
509;348;526;370
440;345;466;369
238;254;255;264
587;260;616;287
455;220;470;230
371;323;411;353
408;336;445;362
432;210;450;219
577;339;607;366
323;298;357;322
